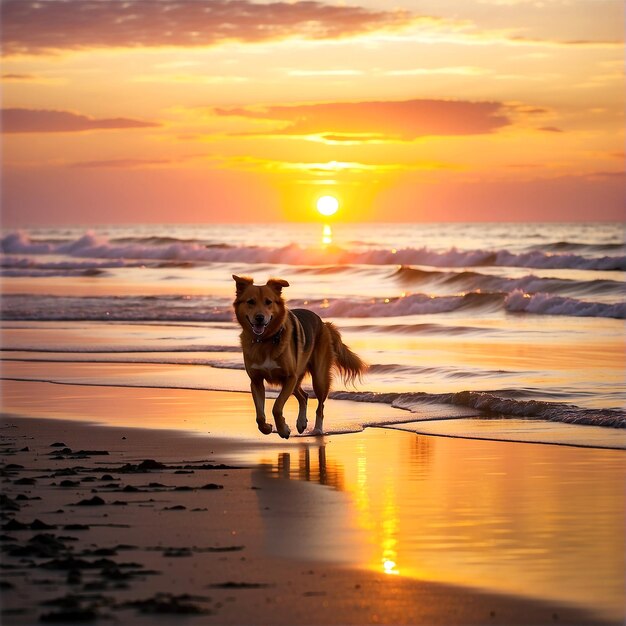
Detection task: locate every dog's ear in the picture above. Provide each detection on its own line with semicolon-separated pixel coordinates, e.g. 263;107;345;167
266;278;289;296
232;275;254;298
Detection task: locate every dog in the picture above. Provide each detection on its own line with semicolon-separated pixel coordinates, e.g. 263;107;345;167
232;275;366;439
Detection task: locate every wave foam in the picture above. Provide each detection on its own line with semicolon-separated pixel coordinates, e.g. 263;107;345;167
3;231;624;271
504;290;626;318
3;289;624;321
394;266;625;297
330;390;626;428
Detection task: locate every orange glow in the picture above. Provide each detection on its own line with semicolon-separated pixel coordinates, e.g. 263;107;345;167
0;1;623;225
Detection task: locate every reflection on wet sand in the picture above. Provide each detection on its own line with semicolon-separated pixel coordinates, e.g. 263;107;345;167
254;429;625;622
273;446;344;490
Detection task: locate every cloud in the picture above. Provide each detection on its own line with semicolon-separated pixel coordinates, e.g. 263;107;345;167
214;99;510;140
1;0;416;56
386;66;490;77
224;156;406;175
69;158;173;169
1;108;160;133
2;73;37;80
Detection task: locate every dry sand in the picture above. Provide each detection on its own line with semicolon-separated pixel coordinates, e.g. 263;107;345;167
0;409;618;625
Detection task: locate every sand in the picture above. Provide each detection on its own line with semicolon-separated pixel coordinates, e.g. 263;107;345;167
1;385;623;625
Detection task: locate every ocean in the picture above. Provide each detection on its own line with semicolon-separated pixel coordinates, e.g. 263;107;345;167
1;222;625;447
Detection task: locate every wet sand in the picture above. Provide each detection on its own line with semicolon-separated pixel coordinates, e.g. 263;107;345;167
1;383;624;625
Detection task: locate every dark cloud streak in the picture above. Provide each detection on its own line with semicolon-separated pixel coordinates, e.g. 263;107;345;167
1;0;415;56
1;108;160;133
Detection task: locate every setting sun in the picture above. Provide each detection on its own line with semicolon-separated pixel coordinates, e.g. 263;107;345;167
317;195;339;217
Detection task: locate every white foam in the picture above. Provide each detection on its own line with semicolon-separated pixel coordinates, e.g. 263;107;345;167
504;289;626;318
3;231;624;271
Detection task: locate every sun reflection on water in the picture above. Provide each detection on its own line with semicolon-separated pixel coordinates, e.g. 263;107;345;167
253;431;625;622
322;223;332;245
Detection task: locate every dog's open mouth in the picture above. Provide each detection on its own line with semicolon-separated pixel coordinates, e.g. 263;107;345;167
249;317;271;336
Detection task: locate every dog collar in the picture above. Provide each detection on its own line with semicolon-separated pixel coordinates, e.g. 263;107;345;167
253;326;284;345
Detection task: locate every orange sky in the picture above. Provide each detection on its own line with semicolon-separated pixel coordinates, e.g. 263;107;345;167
1;0;624;225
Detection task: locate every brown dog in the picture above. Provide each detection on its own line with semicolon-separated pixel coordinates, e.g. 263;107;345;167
232;275;366;438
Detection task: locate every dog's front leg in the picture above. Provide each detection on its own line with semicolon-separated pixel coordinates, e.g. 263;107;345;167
250;377;272;435
272;376;297;440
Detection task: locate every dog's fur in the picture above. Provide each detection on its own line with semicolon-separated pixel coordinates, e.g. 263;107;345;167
232;275;366;438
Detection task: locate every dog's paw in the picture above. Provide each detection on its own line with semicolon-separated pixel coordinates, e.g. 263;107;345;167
296;417;308;434
277;424;291;440
257;422;273;435
310;427;324;437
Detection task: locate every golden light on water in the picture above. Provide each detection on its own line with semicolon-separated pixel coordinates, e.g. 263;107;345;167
317;195;339;217
322;224;333;245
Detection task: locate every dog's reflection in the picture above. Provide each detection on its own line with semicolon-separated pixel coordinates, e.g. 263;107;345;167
267;443;343;491
251;442;360;562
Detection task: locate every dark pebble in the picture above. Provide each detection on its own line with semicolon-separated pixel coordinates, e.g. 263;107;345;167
138;460;166;470
75;496;105;506
14;477;36;485
31;519;57;530
0;494;21;511
74;450;109;456
39;608;98;622
59;480;80;488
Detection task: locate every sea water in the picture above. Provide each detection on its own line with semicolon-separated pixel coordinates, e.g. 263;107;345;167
1;222;624;445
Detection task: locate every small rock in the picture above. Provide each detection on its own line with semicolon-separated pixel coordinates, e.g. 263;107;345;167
74;496;105;507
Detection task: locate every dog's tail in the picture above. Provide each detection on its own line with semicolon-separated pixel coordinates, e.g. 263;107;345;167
325;322;367;386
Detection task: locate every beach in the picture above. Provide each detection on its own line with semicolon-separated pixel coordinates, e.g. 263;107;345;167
1;382;624;625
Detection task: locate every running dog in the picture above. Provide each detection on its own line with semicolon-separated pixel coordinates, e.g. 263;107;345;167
232;275;366;439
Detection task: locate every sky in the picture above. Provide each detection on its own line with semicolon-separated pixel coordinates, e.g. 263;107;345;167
1;0;624;226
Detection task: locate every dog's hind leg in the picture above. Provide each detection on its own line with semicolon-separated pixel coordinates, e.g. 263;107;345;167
310;363;330;436
294;377;308;434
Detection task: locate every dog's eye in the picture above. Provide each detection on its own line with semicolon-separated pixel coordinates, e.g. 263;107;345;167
265;299;272;306
247;299;255;305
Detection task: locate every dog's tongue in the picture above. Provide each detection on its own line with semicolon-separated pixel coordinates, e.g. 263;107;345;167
252;324;266;336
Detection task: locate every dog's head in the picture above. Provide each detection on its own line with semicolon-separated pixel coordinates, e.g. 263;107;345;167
232;275;289;338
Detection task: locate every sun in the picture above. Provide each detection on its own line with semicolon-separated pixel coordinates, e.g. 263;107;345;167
316;195;339;217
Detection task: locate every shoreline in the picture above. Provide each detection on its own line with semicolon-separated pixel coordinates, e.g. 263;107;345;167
2;377;625;450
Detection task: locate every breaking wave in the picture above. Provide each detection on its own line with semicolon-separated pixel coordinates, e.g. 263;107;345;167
393;266;625;297
3;231;625;271
329;390;626;428
2;290;624;321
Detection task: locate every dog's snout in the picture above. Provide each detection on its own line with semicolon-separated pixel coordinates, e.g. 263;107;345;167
254;313;265;323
